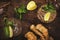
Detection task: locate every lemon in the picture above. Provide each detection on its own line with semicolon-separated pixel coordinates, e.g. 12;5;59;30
44;12;51;21
9;26;13;38
27;1;37;10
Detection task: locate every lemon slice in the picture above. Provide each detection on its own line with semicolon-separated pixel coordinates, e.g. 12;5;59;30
9;26;13;38
27;1;37;10
44;12;51;21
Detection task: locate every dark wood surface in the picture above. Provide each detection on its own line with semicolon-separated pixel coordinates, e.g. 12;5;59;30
0;0;60;40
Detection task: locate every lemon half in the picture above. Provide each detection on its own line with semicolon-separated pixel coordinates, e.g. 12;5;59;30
27;1;37;10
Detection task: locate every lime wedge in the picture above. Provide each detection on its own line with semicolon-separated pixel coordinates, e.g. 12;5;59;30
4;27;9;37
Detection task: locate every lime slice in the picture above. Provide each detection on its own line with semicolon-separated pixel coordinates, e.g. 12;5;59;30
44;12;51;21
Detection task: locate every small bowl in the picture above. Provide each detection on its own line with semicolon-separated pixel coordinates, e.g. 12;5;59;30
7;18;22;37
37;4;57;23
1;18;22;39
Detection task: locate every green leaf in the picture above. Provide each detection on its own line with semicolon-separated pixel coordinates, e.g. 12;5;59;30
7;21;13;26
17;4;27;14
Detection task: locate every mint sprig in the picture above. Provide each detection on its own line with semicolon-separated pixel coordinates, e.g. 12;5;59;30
15;4;27;20
42;4;56;13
